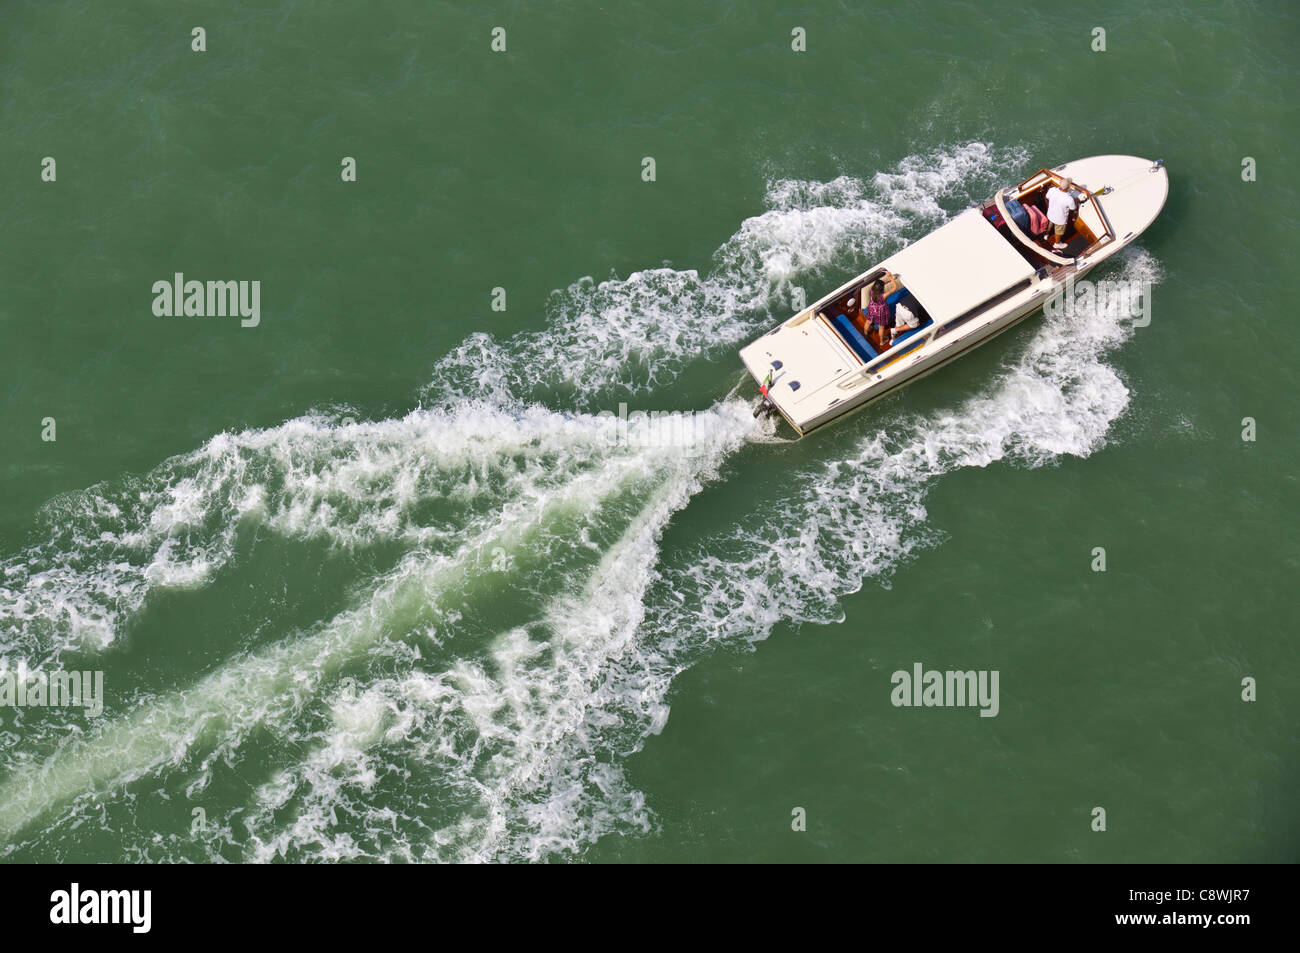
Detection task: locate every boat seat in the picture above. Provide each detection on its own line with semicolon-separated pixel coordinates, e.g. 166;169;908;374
889;319;933;348
1005;197;1030;234
829;312;878;363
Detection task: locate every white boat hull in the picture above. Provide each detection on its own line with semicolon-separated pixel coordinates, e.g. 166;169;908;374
740;155;1169;436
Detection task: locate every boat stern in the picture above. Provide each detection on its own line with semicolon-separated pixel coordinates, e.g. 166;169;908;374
739;311;862;434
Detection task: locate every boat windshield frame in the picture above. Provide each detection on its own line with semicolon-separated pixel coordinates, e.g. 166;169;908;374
995;168;1116;264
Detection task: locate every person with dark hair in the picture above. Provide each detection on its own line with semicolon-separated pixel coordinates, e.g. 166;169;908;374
864;278;892;349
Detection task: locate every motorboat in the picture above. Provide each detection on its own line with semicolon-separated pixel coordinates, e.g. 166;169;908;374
741;155;1169;435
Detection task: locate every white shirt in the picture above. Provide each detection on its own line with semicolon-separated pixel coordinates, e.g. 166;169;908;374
1045;186;1078;226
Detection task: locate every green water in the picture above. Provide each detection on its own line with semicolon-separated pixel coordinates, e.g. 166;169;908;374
1;0;1296;862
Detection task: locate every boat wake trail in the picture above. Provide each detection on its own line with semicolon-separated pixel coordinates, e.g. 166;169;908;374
0;142;1159;862
0;400;759;857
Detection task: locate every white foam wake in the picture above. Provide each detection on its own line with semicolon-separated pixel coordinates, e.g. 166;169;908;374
0;401;762;851
0;402;716;664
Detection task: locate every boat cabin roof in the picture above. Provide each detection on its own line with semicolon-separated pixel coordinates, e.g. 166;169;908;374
879;208;1035;325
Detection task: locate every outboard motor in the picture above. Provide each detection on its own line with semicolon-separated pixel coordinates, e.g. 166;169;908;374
753;365;779;417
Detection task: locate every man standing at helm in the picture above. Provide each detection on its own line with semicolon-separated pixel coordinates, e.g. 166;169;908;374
1045;176;1079;251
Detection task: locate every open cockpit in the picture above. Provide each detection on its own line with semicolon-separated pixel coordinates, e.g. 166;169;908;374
981;167;1116;266
815;271;936;366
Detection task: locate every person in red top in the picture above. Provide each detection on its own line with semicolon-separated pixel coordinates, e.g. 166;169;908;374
865;279;892;349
